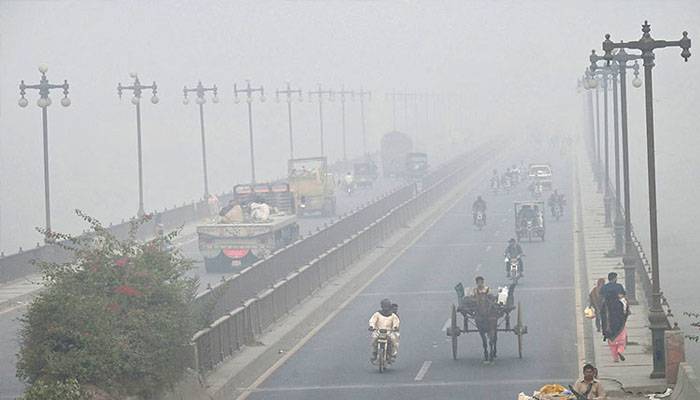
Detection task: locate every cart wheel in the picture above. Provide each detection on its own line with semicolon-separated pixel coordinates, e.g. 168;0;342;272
451;304;459;360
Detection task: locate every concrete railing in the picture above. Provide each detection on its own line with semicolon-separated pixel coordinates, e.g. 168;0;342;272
670;363;700;400
188;144;496;372
192;183;417;324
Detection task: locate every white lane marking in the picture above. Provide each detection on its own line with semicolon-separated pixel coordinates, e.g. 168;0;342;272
442;318;451;332
239;377;575;393
572;154;587;366
414;361;432;381
475;263;482;272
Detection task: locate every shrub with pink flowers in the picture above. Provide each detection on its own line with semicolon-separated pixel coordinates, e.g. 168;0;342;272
17;211;197;399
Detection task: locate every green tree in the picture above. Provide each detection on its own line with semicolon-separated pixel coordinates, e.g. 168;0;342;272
17;211;197;399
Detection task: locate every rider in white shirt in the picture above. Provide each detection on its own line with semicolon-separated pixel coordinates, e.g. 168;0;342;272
369;298;400;362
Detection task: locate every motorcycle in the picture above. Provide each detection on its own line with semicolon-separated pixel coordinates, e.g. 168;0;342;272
475;211;486;230
552;204;563;221
373;328;393;372
491;178;499;195
505;255;523;284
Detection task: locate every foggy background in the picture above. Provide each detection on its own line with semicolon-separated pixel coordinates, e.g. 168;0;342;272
2;0;700;365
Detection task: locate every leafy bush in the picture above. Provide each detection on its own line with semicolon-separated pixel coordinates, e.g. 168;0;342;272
17;211;197;399
20;378;85;400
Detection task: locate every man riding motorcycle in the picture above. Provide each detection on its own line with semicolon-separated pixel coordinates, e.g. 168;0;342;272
343;172;354;194
472;195;487;225
490;170;500;191
548;189;566;216
369;298;400;363
504;238;524;277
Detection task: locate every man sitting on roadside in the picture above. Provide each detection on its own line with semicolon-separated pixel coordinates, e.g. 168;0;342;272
572;363;606;399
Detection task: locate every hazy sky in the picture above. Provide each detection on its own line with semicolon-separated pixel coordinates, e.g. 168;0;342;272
1;0;699;253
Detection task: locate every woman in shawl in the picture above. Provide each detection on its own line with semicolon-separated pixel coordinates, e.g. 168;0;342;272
589;278;605;332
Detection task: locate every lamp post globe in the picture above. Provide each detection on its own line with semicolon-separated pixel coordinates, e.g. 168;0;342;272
196;96;206;105
18;97;29;108
150;95;159;104
183;97;190;105
632;77;643;88
212;95;219;104
38;64;48;74
131;96;140;105
60;97;71;107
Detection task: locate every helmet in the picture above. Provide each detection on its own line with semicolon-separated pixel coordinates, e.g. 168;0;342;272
509;238;516;244
380;298;392;310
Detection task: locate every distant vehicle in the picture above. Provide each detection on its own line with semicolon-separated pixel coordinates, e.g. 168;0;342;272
380;131;413;178
353;161;378;188
405;152;429;178
528;163;553;190
514;200;545;242
197;183;299;273
288;157;336;217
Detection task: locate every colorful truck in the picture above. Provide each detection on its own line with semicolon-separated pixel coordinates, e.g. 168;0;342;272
197;183;299;273
380;131;413;177
288;157;336;217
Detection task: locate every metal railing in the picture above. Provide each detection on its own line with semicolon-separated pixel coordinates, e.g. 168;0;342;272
188;144;497;372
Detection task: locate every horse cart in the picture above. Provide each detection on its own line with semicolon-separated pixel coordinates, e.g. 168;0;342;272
446;283;527;362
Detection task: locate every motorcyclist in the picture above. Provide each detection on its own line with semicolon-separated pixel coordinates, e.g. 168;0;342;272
548;189;566;216
491;169;500;190
344;172;354;194
472;195;487;225
369;298;400;362
504;238;524;277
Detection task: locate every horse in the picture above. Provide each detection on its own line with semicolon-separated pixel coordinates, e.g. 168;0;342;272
468;284;516;363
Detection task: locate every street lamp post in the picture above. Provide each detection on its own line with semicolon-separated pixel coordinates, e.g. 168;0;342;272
585;69;603;192
234;80;265;183
357;88;371;156
183;81;219;198
276;82;303;160
117;73;159;218
308;85;334;156
18;65;71;237
587;66;613;225
611;50;642;304
603;20;691;379
337;86;355;161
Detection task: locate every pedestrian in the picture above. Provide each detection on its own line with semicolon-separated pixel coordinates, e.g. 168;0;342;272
600;272;629;362
572;363;607;399
588;278;605;332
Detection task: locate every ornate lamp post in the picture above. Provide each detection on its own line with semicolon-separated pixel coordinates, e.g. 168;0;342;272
117;73;159;218
603;20;691;379
337;85;355;161
183;81;219;198
18;65;71;236
234;80;265;183
587;65;614;226
356;88;371;156
276;82;303;160
308;85;334;156
584;70;603;192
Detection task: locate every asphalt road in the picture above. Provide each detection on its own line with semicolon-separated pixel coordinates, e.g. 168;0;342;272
0;177;402;399
244;155;578;400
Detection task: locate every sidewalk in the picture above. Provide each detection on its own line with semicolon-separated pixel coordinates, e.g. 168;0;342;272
575;155;667;396
0;219;205;313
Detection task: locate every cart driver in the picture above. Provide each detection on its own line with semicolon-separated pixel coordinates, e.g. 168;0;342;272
473;276;490;296
517;205;536;227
